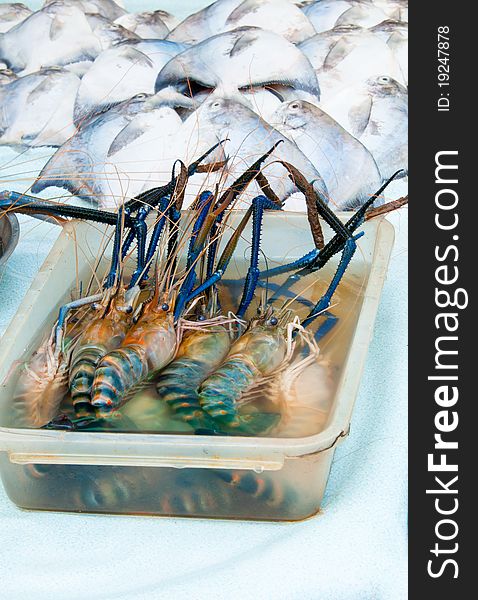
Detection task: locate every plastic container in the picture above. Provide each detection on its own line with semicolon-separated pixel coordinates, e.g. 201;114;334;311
0;212;394;521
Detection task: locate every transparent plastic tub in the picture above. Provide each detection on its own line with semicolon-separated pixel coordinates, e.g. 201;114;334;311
0;212;394;521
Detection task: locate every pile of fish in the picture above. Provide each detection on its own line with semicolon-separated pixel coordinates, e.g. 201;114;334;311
0;0;408;210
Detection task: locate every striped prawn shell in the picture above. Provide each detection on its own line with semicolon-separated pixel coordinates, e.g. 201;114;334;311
155;326;231;429
199;358;256;422
198;325;288;424
156;356;214;429
91;307;177;412
68;304;133;415
69;343;114;415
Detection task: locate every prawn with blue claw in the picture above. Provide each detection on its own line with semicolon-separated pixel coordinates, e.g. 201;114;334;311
1;144;407;438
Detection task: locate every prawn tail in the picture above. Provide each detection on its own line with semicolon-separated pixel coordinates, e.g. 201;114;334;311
156;361;218;431
91;347;147;415
199;359;253;422
69;346;104;416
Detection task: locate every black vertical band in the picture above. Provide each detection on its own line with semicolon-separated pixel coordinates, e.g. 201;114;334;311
409;2;473;594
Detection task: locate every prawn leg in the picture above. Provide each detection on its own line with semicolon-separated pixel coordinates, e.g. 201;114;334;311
185;195;279;310
236;196;281;318
301;236;358;331
262;172;406;302
174;191;215;319
313;311;339;343
0;192;136;228
122;140;227;214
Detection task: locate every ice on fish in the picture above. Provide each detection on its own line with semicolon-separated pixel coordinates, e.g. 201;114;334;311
271;99;381;209
74;39;187;124
156;27;320;101
0;67;80;147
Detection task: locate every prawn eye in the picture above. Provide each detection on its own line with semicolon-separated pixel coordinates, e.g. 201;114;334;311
161;303;170;312
124;306;133;314
269;316;278;326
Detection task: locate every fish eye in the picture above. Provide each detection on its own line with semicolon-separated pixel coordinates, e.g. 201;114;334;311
161;303;170;311
269;316;278;326
290;102;300;110
211;101;221;108
198;314;206;321
378;76;390;84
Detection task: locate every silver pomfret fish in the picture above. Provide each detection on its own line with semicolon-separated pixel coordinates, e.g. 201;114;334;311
0;67;80;147
31;93;186;207
156;27;320;101
321;75;408;181
0;3;32;34
173;95;329;207
0;2;102;74
74;39;187;124
272;99;381;209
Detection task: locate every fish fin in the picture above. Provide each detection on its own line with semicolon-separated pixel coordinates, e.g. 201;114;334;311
27;78;53;104
348;95;373;138
107;121;145;157
323;37;354;71
31;148;97;202
230;29;259;58
153;86;195;109
226;0;256;23
74;100;123;127
49;15;66;41
120;46;154;69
